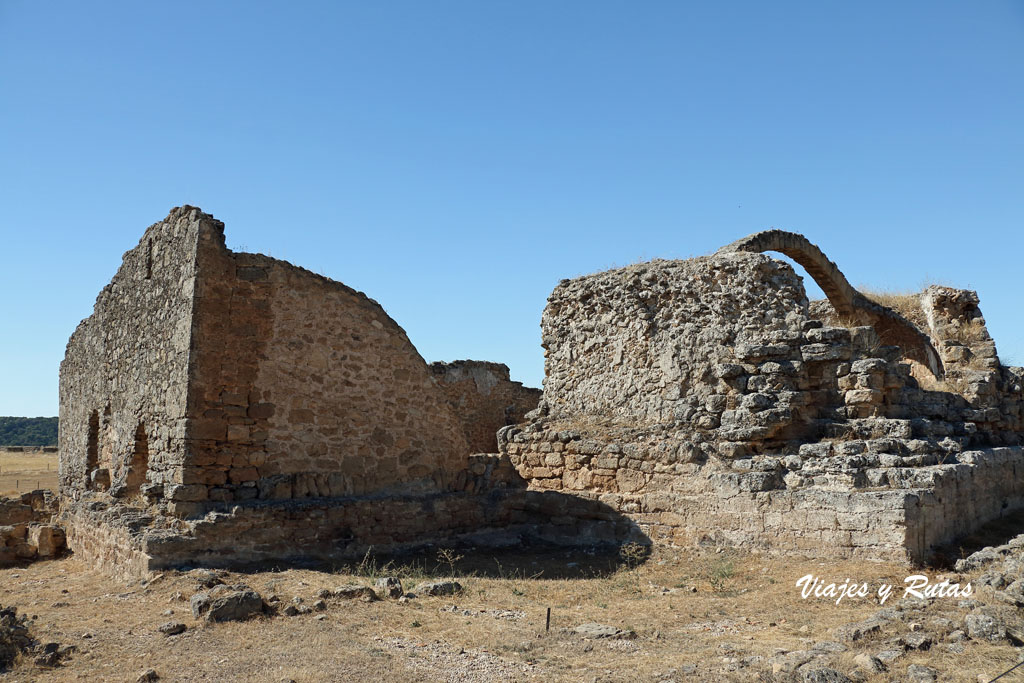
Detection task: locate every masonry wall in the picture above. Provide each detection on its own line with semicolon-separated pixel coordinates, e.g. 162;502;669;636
166;219;473;512
505;242;1024;562
430;361;541;453
58;207;208;501
540;253;810;428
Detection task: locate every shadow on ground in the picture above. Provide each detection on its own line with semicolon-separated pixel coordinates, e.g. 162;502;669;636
930;506;1024;569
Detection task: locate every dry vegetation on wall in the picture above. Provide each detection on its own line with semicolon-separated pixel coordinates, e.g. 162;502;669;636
858;287;930;331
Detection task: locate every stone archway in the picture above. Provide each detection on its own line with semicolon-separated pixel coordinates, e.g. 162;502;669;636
718;230;943;377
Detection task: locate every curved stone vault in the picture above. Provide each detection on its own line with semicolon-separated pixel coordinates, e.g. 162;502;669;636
717;230;943;377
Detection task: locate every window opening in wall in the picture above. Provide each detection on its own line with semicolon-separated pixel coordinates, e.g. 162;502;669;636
145;240;153;279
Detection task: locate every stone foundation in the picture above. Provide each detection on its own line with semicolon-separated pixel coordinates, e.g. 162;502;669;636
60;446;1024;576
501;438;1024;563
630;446;1024;563
61;482;647;578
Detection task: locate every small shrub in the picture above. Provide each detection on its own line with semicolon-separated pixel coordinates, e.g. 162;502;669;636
708;557;735;592
436;548;464;577
618;542;649;569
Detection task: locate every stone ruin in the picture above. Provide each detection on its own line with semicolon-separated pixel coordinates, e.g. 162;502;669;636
503;231;1024;562
57;207;550;577
47;208;1024;577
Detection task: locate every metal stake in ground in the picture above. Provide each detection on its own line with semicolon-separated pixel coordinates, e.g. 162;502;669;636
546;607;551;632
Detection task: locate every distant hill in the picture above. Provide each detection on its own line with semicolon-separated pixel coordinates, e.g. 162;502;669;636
0;417;58;447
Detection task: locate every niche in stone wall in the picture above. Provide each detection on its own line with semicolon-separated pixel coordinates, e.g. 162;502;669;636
85;410;99;487
89;405;112;491
124;422;149;497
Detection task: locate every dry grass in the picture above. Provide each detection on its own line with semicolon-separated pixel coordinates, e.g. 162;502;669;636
859;287;929;330
1;546;1021;682
0;449;59;496
946;318;990;347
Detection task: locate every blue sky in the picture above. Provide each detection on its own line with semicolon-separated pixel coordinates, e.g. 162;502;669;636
1;1;1022;416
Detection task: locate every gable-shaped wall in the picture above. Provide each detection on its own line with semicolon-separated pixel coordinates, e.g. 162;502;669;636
59;207;208;501
168;213;473;511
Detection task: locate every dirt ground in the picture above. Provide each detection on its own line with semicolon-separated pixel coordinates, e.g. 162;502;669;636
1;544;1020;682
0;450;59;496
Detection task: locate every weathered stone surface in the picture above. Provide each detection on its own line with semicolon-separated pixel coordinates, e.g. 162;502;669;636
852;652;884;674
801;668;852;683
28;525;65;558
375;577;403;599
57;206;542;576
332;585;377;602
906;664;938;682
158;622;186;636
965;613;1005;641
0;605;34;672
415;581;463;597
502;230;1024;564
574;623;636;639
430;361;540;453
190;585;264;622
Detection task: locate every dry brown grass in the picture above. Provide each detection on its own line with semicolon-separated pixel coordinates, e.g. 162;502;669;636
0;449;58;495
1;546;1020;682
946;318;990;347
859;287;929;330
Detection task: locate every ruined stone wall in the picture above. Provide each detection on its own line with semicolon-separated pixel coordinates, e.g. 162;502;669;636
540;253;810;428
61;477;645;575
172;223;473;512
1;491;65;567
58;207;207;501
504;239;1024;562
429;361;541;453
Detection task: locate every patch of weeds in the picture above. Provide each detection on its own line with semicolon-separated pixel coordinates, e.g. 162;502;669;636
708;557;736;592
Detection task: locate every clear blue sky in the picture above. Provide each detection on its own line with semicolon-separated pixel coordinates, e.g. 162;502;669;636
1;1;1022;416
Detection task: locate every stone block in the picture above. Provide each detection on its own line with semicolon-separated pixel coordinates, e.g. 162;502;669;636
166;484;208;502
28;525;65;558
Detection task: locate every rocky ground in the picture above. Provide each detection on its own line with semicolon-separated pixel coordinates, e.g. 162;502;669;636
1;543;1022;682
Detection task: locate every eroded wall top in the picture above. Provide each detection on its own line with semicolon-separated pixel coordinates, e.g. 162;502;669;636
540;251;809;426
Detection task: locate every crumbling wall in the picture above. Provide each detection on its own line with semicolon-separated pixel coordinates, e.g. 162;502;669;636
58;207;207;502
505;233;1024;561
430;361;540;453
718;230;943;375
540;252;810;431
0;491;64;566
